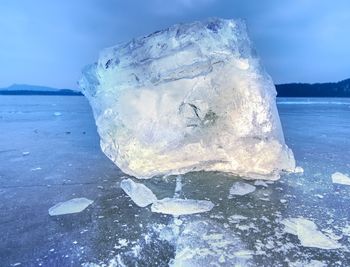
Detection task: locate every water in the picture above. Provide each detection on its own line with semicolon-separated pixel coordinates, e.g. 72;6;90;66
0;96;349;266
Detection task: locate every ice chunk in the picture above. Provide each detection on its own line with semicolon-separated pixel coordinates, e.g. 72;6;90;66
294;166;304;173
48;198;93;216
254;180;268;187
120;178;157;207
171;220;252;266
151;198;214;216
342;224;350;236
331;172;350;185
281;218;341;249
229;182;256;197
79;18;295;179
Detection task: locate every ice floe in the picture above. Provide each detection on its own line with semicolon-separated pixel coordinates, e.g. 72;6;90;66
331;172;350;185
281;218;341;249
48;198;93;216
151;198;214;216
120;178;157;207
229;182;256;197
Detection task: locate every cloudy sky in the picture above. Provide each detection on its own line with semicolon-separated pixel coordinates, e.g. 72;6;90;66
1;0;349;89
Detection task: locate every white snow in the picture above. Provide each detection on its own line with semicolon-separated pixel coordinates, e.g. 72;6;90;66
79;17;295;180
281;217;341;249
331;172;350;185
48;198;93;216
151;198;214;216
229;182;256;197
120;178;157;207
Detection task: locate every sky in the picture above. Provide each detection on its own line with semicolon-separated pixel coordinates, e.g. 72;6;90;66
0;0;349;89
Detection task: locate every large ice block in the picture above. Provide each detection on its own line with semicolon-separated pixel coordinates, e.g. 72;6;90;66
79;18;295;179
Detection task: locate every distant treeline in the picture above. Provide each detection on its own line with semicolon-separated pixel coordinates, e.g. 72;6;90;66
0;89;82;96
276;78;350;97
1;79;350;97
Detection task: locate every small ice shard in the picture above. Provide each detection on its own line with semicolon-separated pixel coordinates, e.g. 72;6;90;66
254;180;268;187
331;172;350;185
228;214;248;223
151;198;214;216
294;166;304;173
229;182;256;197
49;198;93;216
31;167;42;171
120;178;157;207
22;151;30;156
342;224;350;236
79;18;295;180
281;218;341;249
53;112;62;116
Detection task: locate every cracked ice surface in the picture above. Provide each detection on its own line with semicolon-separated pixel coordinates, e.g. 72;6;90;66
79;18;295;179
171;220;252;266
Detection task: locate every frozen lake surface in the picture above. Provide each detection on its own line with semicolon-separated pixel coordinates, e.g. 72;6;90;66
0;96;350;266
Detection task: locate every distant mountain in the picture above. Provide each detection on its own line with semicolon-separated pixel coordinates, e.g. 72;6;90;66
0;84;82;95
276;78;350;97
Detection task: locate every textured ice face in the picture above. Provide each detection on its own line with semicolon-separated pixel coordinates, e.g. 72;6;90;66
79;18;295;179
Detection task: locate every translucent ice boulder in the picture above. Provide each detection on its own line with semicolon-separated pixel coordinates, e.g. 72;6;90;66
79;18;295;180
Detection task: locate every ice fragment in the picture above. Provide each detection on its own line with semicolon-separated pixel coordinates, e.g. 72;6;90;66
48;198;93;216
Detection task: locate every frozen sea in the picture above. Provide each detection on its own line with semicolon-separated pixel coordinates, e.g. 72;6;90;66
0;96;350;266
